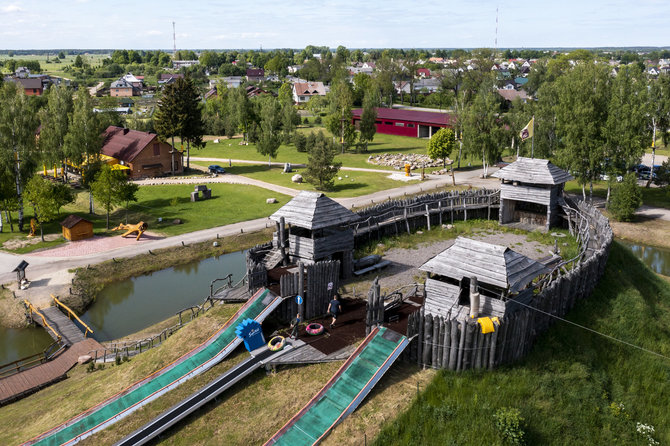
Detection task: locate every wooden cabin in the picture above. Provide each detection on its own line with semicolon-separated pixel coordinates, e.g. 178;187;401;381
60;215;94;241
491;157;572;231
269;191;359;277
419;237;549;319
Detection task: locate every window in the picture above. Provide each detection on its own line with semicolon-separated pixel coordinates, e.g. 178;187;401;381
385;121;393;125
407;123;415;128
395;122;404;127
153;143;160;156
375;120;381;124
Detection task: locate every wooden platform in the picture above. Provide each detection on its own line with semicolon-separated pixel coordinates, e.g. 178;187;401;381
34;306;86;346
0;338;103;405
212;286;250;303
267;340;357;366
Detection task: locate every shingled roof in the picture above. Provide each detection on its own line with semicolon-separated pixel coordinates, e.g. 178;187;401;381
491;157;572;185
270;191;358;230
420;237;549;293
101;126;160;163
60;214;92;229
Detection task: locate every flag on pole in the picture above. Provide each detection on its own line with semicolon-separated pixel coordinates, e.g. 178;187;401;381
520;117;534;141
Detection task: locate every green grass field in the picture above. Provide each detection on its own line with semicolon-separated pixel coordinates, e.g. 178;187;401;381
373;242;670;445
192;162;420;198
193;128;485;170
0;53;109;77
565;179;670;209
0;183;289;253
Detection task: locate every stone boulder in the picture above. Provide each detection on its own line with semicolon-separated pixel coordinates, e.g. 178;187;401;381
291;174;303;183
266;198;278;204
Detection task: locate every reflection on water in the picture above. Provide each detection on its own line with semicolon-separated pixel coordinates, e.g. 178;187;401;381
620;240;670;276
80;250;247;341
0;325;53;365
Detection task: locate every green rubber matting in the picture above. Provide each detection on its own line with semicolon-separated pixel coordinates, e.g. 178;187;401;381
270;327;407;446
32;289;279;446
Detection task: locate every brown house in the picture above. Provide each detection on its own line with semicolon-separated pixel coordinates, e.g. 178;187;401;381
101;126;181;179
110;79;139;97
14;77;43;96
61;215;93;241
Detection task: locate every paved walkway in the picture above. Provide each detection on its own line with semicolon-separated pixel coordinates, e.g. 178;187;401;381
1;162;501;307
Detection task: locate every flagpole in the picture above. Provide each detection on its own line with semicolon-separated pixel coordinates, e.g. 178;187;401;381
531;115;535;158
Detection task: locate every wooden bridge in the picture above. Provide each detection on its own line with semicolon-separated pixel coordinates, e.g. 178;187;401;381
0;298;102;405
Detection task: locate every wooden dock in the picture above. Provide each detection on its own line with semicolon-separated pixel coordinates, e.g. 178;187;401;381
268;340;356;366
0;338;103;405
34;306;87;346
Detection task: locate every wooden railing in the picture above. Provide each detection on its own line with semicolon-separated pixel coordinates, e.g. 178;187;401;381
24;300;61;342
52;295;94;337
0;341;65;379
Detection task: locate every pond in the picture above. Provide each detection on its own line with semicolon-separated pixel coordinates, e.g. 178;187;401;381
620;240;670;277
0;250;248;366
80;250;248;341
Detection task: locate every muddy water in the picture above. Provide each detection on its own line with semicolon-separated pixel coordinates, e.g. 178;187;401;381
620;240;670;276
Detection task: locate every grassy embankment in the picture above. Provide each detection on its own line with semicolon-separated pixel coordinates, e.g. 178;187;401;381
0;183;289;254
373;241;670;446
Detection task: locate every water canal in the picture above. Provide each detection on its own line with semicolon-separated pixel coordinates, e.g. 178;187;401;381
618;240;670;277
0;250;247;366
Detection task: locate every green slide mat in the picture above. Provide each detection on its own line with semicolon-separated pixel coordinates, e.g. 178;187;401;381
267;326;408;446
27;289;281;446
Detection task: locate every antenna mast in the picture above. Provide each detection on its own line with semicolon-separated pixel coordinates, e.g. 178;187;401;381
495;6;499;56
173;21;176;54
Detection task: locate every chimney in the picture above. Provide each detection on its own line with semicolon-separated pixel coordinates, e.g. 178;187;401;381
123;128;129;135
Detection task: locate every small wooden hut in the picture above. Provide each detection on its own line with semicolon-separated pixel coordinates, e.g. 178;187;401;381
491;157;572;231
269;191;358;277
419;237;549;319
60;215;94;241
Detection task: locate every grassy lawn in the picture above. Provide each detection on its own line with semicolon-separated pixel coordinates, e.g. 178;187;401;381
192;162;421;198
565;179;670;209
373;242;670;445
0;183;289;253
193;128;486;171
0;53;109;78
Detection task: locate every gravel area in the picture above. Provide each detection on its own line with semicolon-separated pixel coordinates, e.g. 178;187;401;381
350;231;553;295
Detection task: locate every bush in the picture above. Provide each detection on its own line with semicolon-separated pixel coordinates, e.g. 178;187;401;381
314;116;322;125
608;173;642;221
494;407;525;445
303;117;310;125
294;132;307;152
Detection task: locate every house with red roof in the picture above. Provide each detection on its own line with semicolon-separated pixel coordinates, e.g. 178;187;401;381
351;108;455;138
101;126;181;179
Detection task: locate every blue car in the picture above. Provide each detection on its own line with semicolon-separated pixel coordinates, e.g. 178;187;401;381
208;165;226;174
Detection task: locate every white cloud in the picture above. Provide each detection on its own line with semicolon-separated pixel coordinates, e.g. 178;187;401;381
1;4;23;13
145;30;162;36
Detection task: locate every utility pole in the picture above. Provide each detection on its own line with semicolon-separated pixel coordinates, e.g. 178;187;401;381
172;21;176;54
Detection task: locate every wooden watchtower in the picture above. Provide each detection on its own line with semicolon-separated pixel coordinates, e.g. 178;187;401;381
419;237;549;320
269;191;358;278
491;157;572;232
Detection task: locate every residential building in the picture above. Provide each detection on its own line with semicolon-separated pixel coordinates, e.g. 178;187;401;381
172;60;199;69
14;77;43;96
351;107;455;138
110;78;139;97
101;126;181;179
246;68;265;82
292;81;326;104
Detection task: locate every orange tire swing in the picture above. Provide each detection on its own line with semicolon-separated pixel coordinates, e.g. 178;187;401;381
268;336;285;351
306;323;324;335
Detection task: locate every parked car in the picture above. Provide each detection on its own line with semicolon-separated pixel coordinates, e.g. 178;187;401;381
208;165;226;174
599;174;623;182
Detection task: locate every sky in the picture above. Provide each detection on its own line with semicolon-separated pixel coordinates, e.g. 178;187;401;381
1;0;668;50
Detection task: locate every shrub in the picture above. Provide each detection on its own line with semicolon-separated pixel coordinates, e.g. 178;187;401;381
494;407;525;445
303;117;310;125
608;173;642;221
294;132;307;152
314;116;322;125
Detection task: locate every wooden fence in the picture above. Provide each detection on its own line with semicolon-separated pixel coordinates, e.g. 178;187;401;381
350;189;499;244
275;260;340;322
402;200;613;371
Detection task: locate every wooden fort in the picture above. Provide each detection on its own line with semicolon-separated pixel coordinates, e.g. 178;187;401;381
419;237;549;320
491;157;572;231
269;191;359;277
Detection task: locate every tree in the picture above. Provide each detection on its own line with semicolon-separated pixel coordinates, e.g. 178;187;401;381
462;81;505;177
608;173;642;221
24;175;68;241
303;131;341;191
73;55;84;68
257;96;282;166
90;165;132;229
58;51;65;59
0;82;38;232
294;132;307;152
154;82;184;175
647;74;670;187
325;79;355;153
64;89;103;213
358;92;377;152
553;63;610;201
175;77;204;170
117;179;139;223
427;128;456;168
38;85;73;182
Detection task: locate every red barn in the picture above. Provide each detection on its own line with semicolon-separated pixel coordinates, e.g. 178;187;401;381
351;108;455;138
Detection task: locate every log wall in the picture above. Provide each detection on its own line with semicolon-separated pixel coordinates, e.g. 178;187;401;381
275;260;340;322
404;200;613;371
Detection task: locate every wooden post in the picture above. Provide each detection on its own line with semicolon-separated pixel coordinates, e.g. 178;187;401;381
456;320;466;371
448;319;458;370
425;204;431;231
432;315;439;367
298;262;305;319
469;276;480;318
417;307;424;367
422;314;433;368
404;207;411;235
279;216;288;266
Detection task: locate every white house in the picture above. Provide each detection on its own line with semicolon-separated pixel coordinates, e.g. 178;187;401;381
292;81;326;104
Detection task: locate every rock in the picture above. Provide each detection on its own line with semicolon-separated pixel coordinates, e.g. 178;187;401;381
78;355;92;365
447;224;454;229
338;177;342;180
291;174;303;183
213;138;220;143
416;230;424;234
266;198;278;204
172;218;182;225
213;241;220;247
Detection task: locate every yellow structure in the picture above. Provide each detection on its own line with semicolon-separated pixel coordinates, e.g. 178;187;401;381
404;164;411;177
112;221;148;241
27;219;37;237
